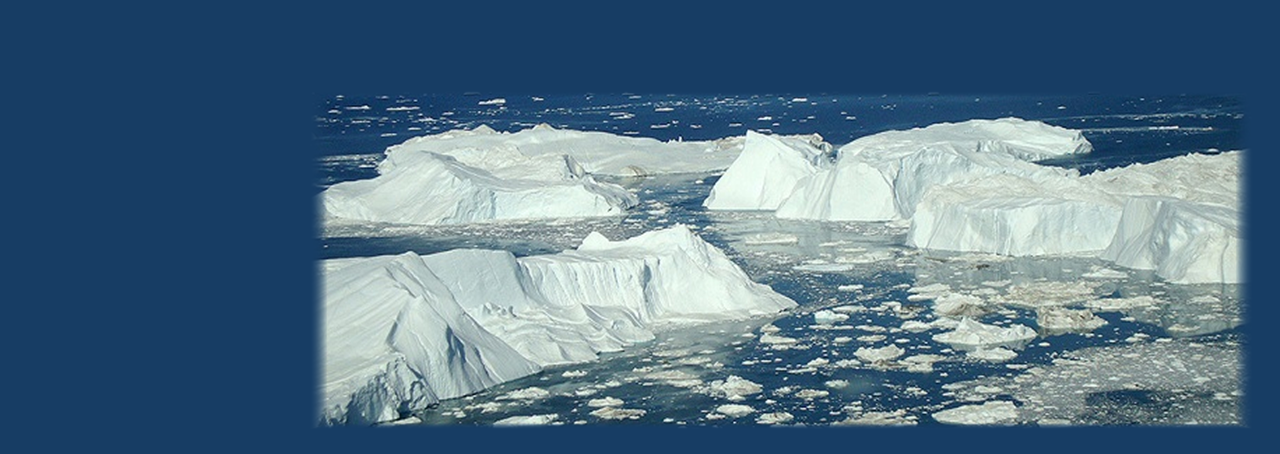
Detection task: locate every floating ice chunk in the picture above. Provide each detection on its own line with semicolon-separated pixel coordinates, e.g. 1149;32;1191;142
837;284;864;292
832;305;865;314
499;387;551;401
759;330;802;345
561;370;588;378
855;345;905;363
701;375;763;401
590;407;646;420
1037;307;1106;333
835;410;917;426
932;401;1019;425
932;318;1036;349
795;389;830;400
934;293;990;317
743;232;799;245
478;98;506;106
901;320;932;333
756;412;795;425
587;397;624;407
968;347;1017;362
494;414;559;426
715;404;756;418
825;380;850;389
813;310;850;324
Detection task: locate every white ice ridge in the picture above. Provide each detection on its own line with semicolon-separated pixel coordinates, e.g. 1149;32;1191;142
320;135;638;225
382;123;828;177
908;151;1241;283
703;118;1088;220
704;130;833;210
320;225;796;425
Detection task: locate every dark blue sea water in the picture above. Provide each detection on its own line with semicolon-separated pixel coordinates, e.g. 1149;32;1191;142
317;94;1243;426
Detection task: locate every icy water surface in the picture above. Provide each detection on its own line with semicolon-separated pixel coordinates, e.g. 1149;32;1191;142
317;94;1244;426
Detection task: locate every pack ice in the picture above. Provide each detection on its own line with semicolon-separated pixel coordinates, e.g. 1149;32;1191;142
706;118;1090;220
320;225;796;425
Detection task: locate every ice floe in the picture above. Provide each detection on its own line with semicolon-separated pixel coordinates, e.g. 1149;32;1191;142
494;414;559;426
931;318;1036;350
1036;307;1107;333
932;401;1019;425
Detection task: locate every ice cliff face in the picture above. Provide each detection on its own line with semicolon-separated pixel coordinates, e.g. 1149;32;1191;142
701;118;1239;284
704;118;1089;221
908;151;1240;283
320;225;796;425
703;130;832;210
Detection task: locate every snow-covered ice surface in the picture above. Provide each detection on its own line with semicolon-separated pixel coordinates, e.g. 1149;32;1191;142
317;94;1243;426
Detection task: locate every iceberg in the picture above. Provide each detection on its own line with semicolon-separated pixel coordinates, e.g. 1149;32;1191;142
773;118;1090;221
383;123;782;177
931;318;1036;350
704;130;832;210
320;225;795;425
321;146;636;225
907;151;1240;283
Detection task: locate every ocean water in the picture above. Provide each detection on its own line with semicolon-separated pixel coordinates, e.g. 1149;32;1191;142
316;94;1243;426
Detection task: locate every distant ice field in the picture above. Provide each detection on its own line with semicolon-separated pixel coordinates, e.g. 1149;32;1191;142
316;94;1243;426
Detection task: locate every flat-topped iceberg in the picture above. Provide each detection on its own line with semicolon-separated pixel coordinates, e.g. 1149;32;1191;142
703;118;1090;220
908;151;1240;283
321;145;636;225
385;123;790;177
320;225;795;425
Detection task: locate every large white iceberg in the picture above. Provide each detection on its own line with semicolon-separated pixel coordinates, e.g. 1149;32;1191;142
908;151;1240;283
703;130;832;210
320;225;795;425
706;118;1089;221
321;138;638;225
385;123;758;177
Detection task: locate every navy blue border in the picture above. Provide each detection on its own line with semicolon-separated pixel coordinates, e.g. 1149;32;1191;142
11;1;1273;451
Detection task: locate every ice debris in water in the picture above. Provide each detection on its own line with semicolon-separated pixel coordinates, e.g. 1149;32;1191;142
967;347;1018;362
813;309;850;324
700;375;763;401
932;401;1019;425
590;407;647;420
932;318;1036;349
756;412;795;425
855;345;905;363
1037;307;1107;333
586;397;624;407
715;404;756;418
494;414;559;426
